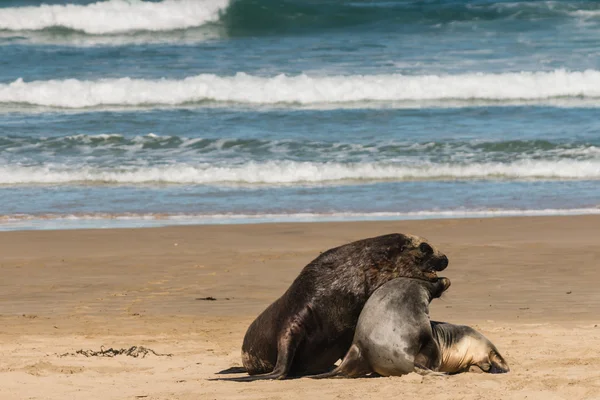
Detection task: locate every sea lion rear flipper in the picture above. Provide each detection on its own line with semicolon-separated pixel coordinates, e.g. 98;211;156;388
306;367;345;379
307;344;371;379
217;322;302;382
216;366;247;374
213;371;287;382
413;364;448;377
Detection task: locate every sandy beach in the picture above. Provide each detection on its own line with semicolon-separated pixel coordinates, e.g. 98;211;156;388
1;215;600;399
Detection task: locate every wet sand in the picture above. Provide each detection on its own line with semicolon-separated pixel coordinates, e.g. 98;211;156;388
1;216;600;399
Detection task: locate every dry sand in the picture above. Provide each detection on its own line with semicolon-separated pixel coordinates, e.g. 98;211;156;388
1;216;600;399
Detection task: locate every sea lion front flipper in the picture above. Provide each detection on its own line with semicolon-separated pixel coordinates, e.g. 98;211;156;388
414;334;442;371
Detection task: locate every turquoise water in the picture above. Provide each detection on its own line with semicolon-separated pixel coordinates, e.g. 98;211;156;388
0;0;599;230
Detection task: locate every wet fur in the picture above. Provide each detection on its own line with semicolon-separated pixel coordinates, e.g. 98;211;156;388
221;233;448;381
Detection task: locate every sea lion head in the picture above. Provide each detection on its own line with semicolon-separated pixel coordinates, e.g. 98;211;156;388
433;323;510;375
481;349;510;374
393;234;449;282
430;277;451;299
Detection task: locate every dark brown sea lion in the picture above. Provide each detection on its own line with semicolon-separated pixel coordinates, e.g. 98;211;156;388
222;233;449;381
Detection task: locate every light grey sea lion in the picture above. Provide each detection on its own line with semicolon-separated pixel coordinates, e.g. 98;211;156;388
218;234;449;381
310;278;509;378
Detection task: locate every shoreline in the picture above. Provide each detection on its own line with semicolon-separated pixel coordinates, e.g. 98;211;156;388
2;208;600;231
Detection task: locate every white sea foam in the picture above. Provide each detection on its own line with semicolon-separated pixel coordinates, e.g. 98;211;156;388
1;159;600;185
4;208;600;222
1;70;600;109
0;0;228;34
1;208;600;231
569;10;600;18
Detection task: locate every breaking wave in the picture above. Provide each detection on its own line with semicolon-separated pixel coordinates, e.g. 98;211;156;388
0;0;228;34
2;159;600;185
1;70;600;109
1;0;599;37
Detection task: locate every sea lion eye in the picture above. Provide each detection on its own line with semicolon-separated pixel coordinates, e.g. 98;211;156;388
419;242;433;255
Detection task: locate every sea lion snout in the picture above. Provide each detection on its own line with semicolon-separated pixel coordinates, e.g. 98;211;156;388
418;240;448;271
489;351;510;374
489;364;510;374
410;236;449;280
431;277;451;299
421;253;448;278
434;255;449;271
439;277;451;291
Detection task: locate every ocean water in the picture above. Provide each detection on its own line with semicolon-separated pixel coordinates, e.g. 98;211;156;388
1;0;599;230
